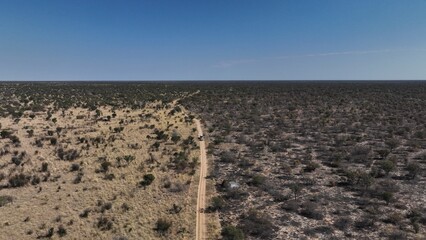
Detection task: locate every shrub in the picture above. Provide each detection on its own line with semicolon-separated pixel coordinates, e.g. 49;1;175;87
97;161;111;173
304;162;320;172
355;215;376;230
8;173;30;188
155;218;172;234
171;132;181;143
0;195;14;207
304;226;334;237
41;162;49;172
387;230;407;240
222;225;244;240
97;216;113;231
380;160;395;175
11;156;22;166
0;130;11;139
406;162;420;179
31;175;41;185
70;163;80;172
380;191;393;205
333;217;352;231
57;225;67;237
169;203;182;214
79;208;91;218
123;155;135;163
385;138;400;150
384;212;403;225
73;172;84;184
140;174;155;188
57;148;79;161
211;196;225;211
289;183;303;200
250;174;266;187
10;135;20;145
300;201;324;220
104;173;115;181
239;210;276;238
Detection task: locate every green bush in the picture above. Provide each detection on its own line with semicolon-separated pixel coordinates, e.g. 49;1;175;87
222;225;244;240
211;196;225;211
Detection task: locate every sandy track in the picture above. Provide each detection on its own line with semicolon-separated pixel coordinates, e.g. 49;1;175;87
195;119;207;240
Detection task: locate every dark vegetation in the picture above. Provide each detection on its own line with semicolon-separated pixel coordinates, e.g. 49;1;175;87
180;81;426;239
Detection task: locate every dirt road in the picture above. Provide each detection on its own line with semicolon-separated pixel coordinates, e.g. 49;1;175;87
195;119;207;240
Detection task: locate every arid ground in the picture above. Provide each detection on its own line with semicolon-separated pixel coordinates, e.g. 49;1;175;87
0;81;425;240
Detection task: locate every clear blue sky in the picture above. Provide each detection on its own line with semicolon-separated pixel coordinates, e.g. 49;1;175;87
1;0;426;80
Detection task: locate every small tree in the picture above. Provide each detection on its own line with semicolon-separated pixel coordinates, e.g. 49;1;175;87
290;183;302;200
406;162;420;179
358;171;374;193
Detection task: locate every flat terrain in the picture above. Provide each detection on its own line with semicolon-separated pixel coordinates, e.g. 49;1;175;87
181;82;426;240
0;86;204;239
0;81;425;240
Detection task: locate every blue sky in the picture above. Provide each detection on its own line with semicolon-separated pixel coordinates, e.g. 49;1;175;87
1;0;426;80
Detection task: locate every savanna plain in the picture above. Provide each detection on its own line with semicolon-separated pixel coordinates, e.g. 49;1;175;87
0;82;425;240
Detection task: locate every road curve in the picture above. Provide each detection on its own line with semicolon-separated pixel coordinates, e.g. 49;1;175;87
195;119;207;240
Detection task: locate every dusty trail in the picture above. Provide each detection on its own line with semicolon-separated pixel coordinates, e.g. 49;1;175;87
195;119;207;240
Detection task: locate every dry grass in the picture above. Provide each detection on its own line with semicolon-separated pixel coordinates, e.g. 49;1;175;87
0;101;201;239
